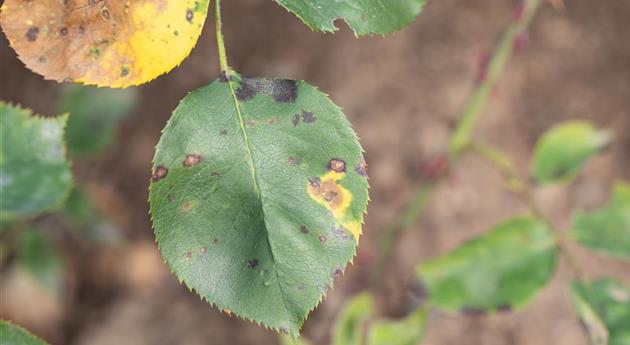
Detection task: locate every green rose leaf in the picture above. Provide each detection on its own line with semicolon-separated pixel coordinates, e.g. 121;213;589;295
273;0;426;36
0;103;72;222
532;121;611;184
367;308;426;345
570;278;630;345
0;320;48;345
333;293;374;345
16;228;64;293
58;85;138;156
572;181;630;259
149;73;369;336
417;217;557;313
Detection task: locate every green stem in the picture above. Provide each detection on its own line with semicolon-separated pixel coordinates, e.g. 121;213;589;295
371;0;543;286
470;141;587;281
214;0;230;73
448;0;542;156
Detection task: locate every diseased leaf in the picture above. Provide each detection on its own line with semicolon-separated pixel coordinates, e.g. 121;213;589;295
333;293;374;345
0;320;48;345
367;308;427;345
572;181;630;259
571;278;630;345
274;0;426;36
0;103;72;222
417;217;557;313
59;85;138;156
16;228;64;293
0;0;210;87
532;121;611;184
149;73;369;335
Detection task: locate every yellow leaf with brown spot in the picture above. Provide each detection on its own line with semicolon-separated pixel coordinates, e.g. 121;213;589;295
0;0;210;87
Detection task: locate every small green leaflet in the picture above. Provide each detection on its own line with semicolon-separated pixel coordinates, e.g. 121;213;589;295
332;292;427;345
333;293;373;345
532;121;611;184
273;0;426;36
149;72;369;335
16;228;64;293
417;217;557;313
0;320;49;345
58;85;138;156
570;278;630;345
572;181;630;259
0;103;72;222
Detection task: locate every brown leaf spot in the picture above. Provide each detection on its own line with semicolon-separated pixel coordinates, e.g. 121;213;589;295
355;161;368;177
319;235;327;243
308;178;344;209
186;9;194;22
328;159;346;173
300;225;309;234
183;154;202;167
25;26;39;42
181;201;195;212
60;27;68;36
151;165;168;182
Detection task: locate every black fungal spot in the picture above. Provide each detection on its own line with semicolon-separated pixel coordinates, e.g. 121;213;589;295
60;27;68;36
292;113;300;127
300;225;309;234
248;258;259;269
183;154;202;167
151;166;168;182
308;177;321;188
333;227;351;240
319;235;327;243
332;268;343;279
235;78;263;101
120;66;130;77
355;161;368;177
26;26;39;42
301;111;316;123
219;128;228;135
328;159;346;173
270;79;298;103
186;9;194;22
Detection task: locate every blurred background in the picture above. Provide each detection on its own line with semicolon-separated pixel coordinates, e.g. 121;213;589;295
1;0;629;344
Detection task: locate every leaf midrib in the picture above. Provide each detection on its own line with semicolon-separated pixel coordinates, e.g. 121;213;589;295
224;73;294;328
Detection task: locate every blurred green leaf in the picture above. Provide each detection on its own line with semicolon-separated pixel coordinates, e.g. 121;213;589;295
571;278;630;345
16;228;63;293
0;320;48;345
62;188;121;244
0;102;72;222
417;217;557;313
572;181;630;259
532;121;611;184
367;308;427;345
333;293;374;345
58;85;138;156
273;0;426;36
280;334;313;345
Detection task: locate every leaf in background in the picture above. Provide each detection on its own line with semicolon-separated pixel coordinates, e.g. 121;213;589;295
572;181;630;259
62;188;122;244
571;278;630;345
0;0;210;87
59;85;138;156
366;308;427;345
150;73;369;335
16;229;64;293
417;217;557;313
532;121;611;184
280;334;313;345
0;320;49;345
0;103;72;222
273;0;426;36
333;293;374;345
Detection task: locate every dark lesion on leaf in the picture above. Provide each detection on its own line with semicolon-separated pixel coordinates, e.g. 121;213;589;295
332;267;343;279
292;110;317;127
25;26;39;42
248;258;259;269
235;78;263;101
355;161;368;177
332;226;352;240
300;225;309;234
270;79;297;103
319;235;327;243
328;158;346;173
183;154;202;167
186;8;194;22
151;165;168;182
